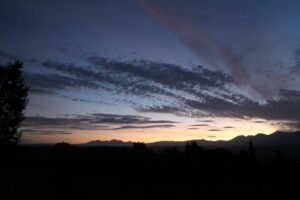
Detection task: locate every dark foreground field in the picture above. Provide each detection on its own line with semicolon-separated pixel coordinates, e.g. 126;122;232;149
1;142;299;199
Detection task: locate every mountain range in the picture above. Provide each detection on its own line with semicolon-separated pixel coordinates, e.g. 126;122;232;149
79;130;300;148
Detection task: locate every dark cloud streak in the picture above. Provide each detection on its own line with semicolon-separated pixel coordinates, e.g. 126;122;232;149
22;113;178;135
6;50;300;131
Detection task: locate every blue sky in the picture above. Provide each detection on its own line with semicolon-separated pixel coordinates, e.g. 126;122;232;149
1;0;300;143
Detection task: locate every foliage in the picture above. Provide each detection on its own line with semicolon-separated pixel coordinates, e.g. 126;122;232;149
0;61;28;145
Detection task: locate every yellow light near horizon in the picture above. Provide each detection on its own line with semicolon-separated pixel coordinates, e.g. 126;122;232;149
22;117;278;144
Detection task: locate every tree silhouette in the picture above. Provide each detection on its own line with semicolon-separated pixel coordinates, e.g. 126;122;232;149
0;61;28;145
184;141;202;155
248;141;256;162
132;142;148;154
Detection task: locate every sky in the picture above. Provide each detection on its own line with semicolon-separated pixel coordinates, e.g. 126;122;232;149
1;0;300;144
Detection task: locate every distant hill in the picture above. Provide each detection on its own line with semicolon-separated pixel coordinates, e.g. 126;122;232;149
219;130;300;147
79;139;133;147
80;130;300;148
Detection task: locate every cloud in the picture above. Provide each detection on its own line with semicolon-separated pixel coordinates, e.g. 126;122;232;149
139;90;300;130
137;0;260;97
0;49;38;64
40;59;179;99
283;122;300;130
207;135;216;138
208;129;221;131
60;95;108;105
0;49;19;60
35;56;300;130
289;48;300;75
5;49;300;131
23;129;72;135
188;128;199;130
36;53;300;130
273;121;300;131
23;55;237;112
279;89;300;100
109;125;175;130
137;1;300;101
253;120;267;124
198;120;214;123
87;113;177;124
87;56;235;89
22;113;178;134
28;59;164;100
24;72;99;94
29;88;57;95
223;126;235;129
190;124;208;127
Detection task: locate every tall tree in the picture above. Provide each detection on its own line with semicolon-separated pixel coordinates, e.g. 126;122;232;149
0;61;28;145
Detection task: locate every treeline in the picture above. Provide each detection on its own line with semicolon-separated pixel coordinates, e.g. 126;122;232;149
1;141;293;166
1;142;299;199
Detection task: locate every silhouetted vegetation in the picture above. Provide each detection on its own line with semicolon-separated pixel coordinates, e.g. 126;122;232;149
249;141;257;162
1;141;299;199
0;61;28;145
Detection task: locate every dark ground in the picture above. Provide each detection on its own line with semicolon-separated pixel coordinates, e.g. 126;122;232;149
1;142;299;199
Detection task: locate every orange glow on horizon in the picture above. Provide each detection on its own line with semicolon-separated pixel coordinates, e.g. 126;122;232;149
21;117;278;144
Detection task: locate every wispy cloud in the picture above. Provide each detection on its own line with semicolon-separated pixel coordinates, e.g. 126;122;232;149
253;120;267;124
139;90;300;130
3;47;300;131
22;55;300;131
23;129;72;135
197;120;214;123
208;129;221;132
22;113;178;134
207;135;216;138
223;126;235;129
190;124;208;127
137;0;258;96
24;72;99;93
108;125;175;130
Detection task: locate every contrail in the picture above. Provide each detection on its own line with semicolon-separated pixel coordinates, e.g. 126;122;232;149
137;0;268;99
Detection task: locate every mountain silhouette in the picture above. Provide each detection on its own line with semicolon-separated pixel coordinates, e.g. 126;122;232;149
81;130;300;147
81;139;133;147
79;130;300;160
227;131;300;146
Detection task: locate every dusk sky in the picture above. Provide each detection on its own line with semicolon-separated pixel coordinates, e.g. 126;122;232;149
1;0;300;144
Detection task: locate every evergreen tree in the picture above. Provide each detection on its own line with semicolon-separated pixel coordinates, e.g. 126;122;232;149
0;61;28;145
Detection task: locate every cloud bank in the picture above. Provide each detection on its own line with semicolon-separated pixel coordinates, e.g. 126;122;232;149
22;113;178;135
